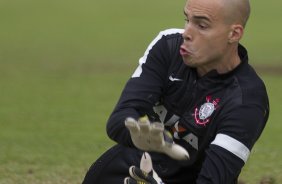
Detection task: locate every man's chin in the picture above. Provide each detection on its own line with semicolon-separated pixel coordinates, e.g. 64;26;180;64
183;58;197;68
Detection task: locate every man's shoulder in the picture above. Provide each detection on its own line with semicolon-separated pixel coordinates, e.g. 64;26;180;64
157;28;183;40
229;63;269;109
159;28;184;36
236;63;267;93
149;28;183;42
154;29;184;57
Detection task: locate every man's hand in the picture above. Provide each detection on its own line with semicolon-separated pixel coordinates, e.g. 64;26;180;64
124;152;164;184
125;116;189;160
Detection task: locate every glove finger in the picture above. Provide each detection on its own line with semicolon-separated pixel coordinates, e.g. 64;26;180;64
125;117;140;133
129;166;156;184
138;116;151;134
163;143;190;160
140;152;153;173
150;123;164;134
163;130;173;144
124;177;138;184
150;123;165;146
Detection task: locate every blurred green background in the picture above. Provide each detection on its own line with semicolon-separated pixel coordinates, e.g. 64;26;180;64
0;0;281;183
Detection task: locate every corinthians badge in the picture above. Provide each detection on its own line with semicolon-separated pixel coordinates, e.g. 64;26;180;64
194;96;220;126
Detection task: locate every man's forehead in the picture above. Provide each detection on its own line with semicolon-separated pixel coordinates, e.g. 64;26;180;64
185;0;224;21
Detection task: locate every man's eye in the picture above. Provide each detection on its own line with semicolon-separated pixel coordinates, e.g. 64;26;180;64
198;24;208;29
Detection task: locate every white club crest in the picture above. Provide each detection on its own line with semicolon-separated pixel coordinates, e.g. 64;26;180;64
199;102;215;120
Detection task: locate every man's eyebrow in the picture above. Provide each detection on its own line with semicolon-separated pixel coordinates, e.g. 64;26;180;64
193;15;211;22
183;10;211;22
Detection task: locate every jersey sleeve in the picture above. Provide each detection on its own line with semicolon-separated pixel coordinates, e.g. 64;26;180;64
106;30;181;146
196;92;269;183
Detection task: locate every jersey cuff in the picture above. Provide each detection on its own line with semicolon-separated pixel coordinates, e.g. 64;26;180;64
211;133;250;163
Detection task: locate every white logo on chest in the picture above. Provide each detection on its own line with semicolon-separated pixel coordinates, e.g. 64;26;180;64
194;96;220;126
199;102;215;120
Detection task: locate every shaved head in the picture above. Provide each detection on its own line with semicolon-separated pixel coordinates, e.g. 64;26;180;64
182;0;250;75
222;0;251;27
185;0;251;27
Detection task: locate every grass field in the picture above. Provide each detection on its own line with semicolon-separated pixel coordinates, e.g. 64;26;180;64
0;0;281;183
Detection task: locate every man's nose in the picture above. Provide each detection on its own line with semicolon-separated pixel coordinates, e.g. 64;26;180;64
182;23;193;41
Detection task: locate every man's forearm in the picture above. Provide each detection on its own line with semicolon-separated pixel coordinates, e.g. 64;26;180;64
106;108;139;147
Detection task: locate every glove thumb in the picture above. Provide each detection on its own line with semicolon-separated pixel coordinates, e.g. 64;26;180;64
140;152;153;173
140;152;164;184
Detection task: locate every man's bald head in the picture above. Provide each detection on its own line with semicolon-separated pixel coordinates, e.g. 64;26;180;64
185;0;251;27
222;0;251;27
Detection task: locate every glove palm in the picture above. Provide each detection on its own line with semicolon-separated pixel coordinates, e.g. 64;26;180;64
125;116;189;160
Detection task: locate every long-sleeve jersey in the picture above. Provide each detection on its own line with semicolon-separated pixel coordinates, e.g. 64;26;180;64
106;29;269;183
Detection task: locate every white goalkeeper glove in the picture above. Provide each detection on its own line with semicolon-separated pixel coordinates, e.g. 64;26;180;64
125;116;189;160
124;152;164;184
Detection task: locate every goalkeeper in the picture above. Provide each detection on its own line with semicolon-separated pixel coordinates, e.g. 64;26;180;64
82;0;269;183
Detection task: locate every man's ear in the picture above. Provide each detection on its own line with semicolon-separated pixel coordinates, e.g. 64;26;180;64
228;24;244;43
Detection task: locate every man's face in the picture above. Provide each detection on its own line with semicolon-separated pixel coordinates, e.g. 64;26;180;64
181;0;232;71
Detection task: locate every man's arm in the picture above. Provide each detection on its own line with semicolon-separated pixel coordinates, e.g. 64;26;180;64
197;102;269;183
106;29;182;146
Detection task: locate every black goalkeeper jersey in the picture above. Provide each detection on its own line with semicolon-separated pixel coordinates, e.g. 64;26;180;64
106;29;269;183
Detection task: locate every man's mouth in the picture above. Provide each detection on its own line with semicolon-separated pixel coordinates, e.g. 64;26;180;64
180;45;192;57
